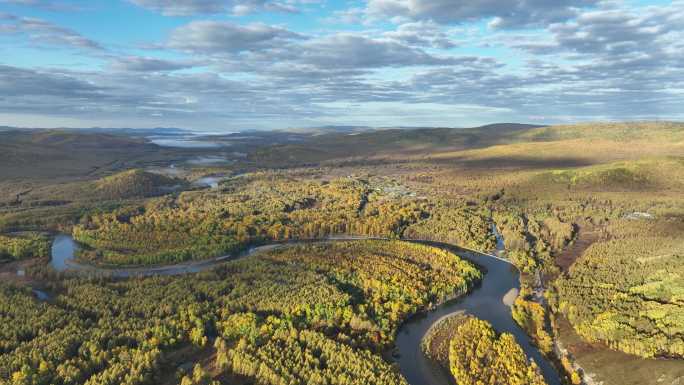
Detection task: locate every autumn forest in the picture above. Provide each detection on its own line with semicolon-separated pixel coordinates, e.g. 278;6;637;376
1;122;684;385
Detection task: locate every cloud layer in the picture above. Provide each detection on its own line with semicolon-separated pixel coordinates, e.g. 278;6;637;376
367;0;597;28
0;13;103;50
128;0;300;15
0;0;682;129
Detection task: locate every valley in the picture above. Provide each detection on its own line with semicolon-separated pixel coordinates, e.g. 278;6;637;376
3;0;682;382
1;122;684;385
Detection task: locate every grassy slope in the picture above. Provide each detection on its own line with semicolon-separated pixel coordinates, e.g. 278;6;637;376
0;131;155;179
94;169;187;200
249;123;684;183
249;123;544;165
517;121;684;142
528;158;684;192
556;316;684;385
0;171;192;234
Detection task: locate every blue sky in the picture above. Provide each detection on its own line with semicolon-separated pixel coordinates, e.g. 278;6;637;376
0;0;682;131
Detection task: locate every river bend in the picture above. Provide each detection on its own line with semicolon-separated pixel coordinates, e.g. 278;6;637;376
49;234;560;385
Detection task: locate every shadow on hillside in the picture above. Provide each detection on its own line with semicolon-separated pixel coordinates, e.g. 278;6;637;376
429;155;595;170
325;155;595;171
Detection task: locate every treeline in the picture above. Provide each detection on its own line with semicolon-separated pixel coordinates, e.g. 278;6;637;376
512;297;553;354
493;210;574;275
0;240;479;385
0;233;50;262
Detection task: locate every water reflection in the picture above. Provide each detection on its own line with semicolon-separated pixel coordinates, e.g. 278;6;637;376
192;176;224;189
148;136;221;148
32;289;50;301
50;234;78;271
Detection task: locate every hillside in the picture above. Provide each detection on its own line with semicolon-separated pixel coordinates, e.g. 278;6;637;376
29;131;147;148
517;121;684;142
250;123;545;165
528;158;684;192
94;169;186;200
249;122;684;171
0;130;179;180
1;120;684;385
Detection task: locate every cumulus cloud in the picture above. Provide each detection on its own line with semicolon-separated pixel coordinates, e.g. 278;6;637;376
537;5;682;57
293;34;460;69
0;13;103;50
0;0;81;11
164;21;465;71
1;1;683;128
0;65;103;98
510;2;684;94
0;64;257;118
166;21;465;70
167;21;305;54
405;60;684;121
367;0;596;28
109;56;199;72
128;0;299;16
383;21;458;49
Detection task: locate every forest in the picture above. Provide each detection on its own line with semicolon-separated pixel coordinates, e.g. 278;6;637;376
1;122;684;385
71;174;495;267
421;314;549;385
0;233;50;262
448;318;547;385
0;240;480;385
552;219;684;358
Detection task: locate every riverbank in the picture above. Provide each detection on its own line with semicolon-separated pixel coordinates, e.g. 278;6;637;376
393;243;561;385
554;315;684;385
420;312;469;371
43;233;562;385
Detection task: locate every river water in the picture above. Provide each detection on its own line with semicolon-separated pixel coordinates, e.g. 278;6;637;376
49;234;278;278
192;176;224;189
147;136;222;149
50;234;78;271
49;233;561;384
393;242;560;385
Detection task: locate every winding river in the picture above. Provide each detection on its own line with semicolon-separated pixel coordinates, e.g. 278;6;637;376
393;241;561;385
49;232;561;385
49;234;278;278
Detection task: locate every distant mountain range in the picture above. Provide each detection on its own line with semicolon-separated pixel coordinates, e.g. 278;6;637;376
0;126;191;136
0;123;545;137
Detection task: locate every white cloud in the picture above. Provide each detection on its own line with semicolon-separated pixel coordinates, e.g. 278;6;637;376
1;0;682;129
128;0;301;16
367;0;596;28
0;13;103;50
167;21;305;54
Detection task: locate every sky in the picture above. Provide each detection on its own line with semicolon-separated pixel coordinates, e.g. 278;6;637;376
0;0;682;131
